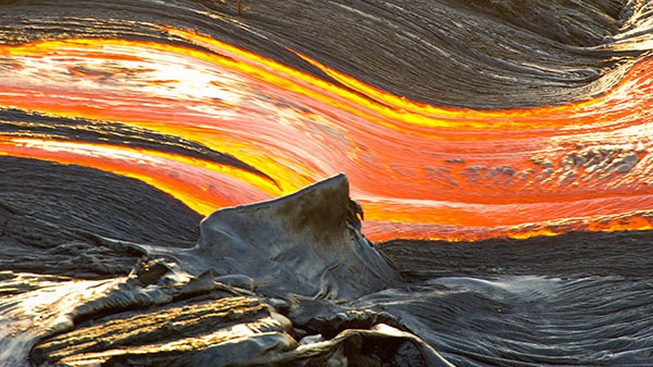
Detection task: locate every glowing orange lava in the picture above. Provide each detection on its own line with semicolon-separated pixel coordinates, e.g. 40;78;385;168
2;27;653;241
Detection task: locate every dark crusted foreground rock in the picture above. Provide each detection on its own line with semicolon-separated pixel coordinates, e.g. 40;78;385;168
2;160;653;366
195;173;403;300
24;263;447;366
30;295;285;366
30;286;447;366
0;167;449;367
378;230;653;281
0;156;201;278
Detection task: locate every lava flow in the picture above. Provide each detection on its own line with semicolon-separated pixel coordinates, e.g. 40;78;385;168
1;26;653;242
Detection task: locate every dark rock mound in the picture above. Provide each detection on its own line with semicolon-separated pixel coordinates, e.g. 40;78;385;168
196;173;403;300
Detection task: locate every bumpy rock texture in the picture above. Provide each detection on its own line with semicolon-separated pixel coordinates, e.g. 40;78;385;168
2;0;653;365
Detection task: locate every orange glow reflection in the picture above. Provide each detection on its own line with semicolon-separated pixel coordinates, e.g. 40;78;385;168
1;27;653;241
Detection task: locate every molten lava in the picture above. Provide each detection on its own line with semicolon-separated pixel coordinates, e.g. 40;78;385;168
1;27;653;241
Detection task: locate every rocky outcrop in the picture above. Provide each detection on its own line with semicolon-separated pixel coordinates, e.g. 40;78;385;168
17;173;449;366
195;173;403;300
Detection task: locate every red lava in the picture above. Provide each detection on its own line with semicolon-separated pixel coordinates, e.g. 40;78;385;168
2;28;653;241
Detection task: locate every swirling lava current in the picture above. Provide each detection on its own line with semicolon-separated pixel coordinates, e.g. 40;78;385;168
2;27;653;242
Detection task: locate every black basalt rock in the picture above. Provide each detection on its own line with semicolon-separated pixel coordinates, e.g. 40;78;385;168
197;173;403;300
